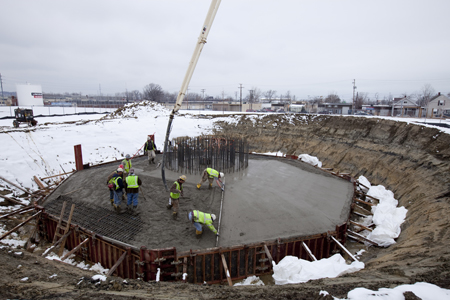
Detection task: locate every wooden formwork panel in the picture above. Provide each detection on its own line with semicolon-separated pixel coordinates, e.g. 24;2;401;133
39;209;344;285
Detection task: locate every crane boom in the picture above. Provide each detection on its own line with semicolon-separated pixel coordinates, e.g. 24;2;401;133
161;0;221;190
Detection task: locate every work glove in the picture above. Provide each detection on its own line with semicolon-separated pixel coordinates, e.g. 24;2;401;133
216;233;219;237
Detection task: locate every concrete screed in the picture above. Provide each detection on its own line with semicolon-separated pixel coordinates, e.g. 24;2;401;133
43;154;353;253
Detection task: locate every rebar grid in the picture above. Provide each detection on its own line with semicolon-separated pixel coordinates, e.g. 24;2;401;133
45;196;144;243
164;136;249;175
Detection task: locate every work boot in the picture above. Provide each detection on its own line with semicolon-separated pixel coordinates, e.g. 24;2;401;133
197;184;201;189
126;205;131;213
148;160;151;165
196;230;202;239
209;183;213;190
116;205;122;214
110;199;114;206
113;203;118;211
173;211;178;220
152;158;155;164
166;204;173;210
132;206;139;216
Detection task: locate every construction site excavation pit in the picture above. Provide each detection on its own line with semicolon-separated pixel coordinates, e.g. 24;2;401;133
42;153;354;254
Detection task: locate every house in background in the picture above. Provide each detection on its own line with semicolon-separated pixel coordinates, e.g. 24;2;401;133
391;97;422;117
426;93;450;118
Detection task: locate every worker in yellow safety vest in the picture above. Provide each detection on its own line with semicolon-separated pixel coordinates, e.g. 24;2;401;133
167;175;186;220
197;168;224;190
125;168;142;215
187;210;218;239
122;154;132;178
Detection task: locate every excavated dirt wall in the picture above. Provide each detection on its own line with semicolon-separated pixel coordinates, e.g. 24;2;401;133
211;114;450;288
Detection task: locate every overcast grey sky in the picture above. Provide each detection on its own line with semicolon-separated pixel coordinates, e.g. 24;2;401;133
1;0;449;101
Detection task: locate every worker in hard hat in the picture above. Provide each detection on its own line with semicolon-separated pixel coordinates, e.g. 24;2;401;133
111;168;126;214
188;210;218;239
197;168;224;190
122;154;132;178
106;164;125;206
125;168;142;216
144;136;157;165
167;175;186;220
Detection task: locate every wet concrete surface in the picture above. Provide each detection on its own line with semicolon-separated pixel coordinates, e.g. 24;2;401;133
43;154;353;253
218;156;354;248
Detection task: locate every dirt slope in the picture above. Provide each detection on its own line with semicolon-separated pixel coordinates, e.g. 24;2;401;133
212;114;450;288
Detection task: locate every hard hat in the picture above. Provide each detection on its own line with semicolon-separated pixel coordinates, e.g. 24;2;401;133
129;168;135;174
125;154;130;159
119;164;124;169
211;214;216;221
219;172;224;178
179;175;187;181
117;168;123;172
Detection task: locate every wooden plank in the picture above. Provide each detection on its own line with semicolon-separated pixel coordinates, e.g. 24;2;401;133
0;194;27;207
353;204;373;215
330;236;358;262
220;253;233;286
0;175;30;194
40;171;74;180
347;230;379;246
107;251;127;276
0;211;41;240
60;237;90;261
58;204;76;257
301;242;317;261
349;220;373;232
353;197;375;207
33;176;46;190
263;244;273;266
0;206;34;220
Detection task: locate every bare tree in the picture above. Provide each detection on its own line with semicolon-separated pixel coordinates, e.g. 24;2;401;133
416;84;435;107
324;92;340;103
143;83;164;102
263;90;277;101
354;92;369;109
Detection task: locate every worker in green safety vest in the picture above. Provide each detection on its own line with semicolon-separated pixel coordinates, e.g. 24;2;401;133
167;175;186;220
188;210;218;239
197;168;224;190
125;168;142;216
122;154;132;178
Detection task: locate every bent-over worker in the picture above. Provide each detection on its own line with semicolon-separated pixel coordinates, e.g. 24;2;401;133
188;210;218;239
197;168;224;190
168;175;186;220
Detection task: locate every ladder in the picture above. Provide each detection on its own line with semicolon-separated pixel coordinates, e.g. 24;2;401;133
52;201;75;257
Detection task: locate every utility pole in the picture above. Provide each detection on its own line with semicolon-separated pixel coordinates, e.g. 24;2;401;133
238;83;244;112
201;89;205;111
222;90;225;114
249;89;254;111
0;73;4;101
352;79;357;114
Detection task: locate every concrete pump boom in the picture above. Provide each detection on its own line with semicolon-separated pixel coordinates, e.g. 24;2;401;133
161;0;221;191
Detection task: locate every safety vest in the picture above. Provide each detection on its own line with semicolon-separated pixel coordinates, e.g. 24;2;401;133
145;140;155;151
126;175;139;188
207;168;219;178
193;210;217;234
170;181;182;199
122;159;132;172
112;176;122;190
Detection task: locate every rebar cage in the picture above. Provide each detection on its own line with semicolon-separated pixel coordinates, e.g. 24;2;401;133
164;136;249;175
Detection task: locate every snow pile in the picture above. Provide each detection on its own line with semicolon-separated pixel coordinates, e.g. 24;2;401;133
272;254;364;285
298;154;322;168
357;176;407;247
0;226;27;248
253;151;286;157
342;282;450;300
46;250;109;274
234;275;265;286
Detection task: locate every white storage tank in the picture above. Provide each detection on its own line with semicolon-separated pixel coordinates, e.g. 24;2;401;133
16;84;43;106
